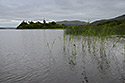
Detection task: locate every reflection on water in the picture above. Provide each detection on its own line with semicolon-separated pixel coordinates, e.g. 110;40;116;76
0;30;125;83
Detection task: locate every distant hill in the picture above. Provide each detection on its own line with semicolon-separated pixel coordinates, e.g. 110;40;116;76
56;20;87;25
91;14;125;25
0;27;16;29
110;14;125;21
0;27;5;29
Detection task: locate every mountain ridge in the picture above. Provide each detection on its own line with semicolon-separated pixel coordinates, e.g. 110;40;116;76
91;14;125;25
56;14;125;26
56;20;87;25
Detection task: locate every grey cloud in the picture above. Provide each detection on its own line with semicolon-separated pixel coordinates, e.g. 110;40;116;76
0;0;125;27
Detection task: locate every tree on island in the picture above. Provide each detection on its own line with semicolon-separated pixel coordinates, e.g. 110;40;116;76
43;19;46;24
28;21;34;24
50;21;56;25
17;21;28;29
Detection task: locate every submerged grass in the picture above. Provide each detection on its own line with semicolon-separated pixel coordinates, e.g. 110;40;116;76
113;35;122;47
46;38;56;52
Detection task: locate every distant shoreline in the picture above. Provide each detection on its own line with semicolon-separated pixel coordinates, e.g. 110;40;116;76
0;27;16;29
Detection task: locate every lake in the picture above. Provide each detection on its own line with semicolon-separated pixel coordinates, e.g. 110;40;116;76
0;29;125;83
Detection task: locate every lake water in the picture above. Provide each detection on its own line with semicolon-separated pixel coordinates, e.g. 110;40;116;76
0;30;125;83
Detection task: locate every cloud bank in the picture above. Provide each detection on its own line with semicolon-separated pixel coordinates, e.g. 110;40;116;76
0;0;125;27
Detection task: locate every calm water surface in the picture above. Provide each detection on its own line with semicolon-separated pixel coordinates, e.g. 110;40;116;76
0;30;125;83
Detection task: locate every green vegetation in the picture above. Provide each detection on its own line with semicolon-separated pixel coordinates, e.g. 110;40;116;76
17;20;66;29
65;26;125;36
17;14;125;36
65;20;125;36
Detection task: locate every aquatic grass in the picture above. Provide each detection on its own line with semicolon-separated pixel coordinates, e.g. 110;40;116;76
69;35;72;41
124;44;125;55
113;35;122;48
65;25;125;37
47;42;50;48
63;33;124;78
65;27;113;37
52;39;56;47
72;43;77;56
46;38;56;52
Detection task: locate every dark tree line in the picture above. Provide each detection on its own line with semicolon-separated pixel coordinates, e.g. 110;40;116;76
17;20;66;29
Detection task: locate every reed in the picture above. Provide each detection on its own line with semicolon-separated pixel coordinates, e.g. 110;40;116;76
65;26;125;36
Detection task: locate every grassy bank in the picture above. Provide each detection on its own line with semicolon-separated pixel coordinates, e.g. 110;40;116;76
65;27;125;36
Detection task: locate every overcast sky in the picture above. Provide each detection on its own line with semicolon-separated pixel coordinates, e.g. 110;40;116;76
0;0;125;27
